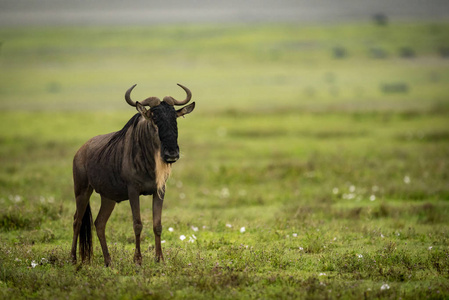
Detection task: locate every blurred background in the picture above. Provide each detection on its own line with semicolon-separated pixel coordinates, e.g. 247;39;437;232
1;0;449;112
2;0;449;26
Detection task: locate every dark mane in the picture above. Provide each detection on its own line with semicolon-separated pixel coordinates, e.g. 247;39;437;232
108;113;141;147
99;113;142;159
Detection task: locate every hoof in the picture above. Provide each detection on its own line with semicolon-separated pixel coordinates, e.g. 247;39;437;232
155;254;165;263
133;256;142;266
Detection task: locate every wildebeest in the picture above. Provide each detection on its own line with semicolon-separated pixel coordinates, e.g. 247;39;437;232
71;84;195;266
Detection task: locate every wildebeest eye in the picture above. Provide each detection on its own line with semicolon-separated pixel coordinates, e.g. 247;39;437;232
150;112;158;122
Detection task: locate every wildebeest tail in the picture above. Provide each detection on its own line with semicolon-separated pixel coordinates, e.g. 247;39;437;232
79;203;93;262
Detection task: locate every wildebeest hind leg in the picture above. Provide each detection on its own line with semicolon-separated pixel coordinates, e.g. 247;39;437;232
95;196;116;267
71;185;93;264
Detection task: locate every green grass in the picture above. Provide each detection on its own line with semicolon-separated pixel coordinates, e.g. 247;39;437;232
1;21;449;299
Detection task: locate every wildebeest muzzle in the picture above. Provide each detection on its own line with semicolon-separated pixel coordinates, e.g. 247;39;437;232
162;147;180;163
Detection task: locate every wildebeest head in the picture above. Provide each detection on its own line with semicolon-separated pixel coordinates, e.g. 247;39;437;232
125;84;195;163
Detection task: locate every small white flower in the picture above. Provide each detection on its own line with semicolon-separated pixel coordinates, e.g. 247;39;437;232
380;283;390;290
370;195;376;201
299;247;304;251
226;224;232;228
240;227;246;233
10;195;22;203
357;254;363;258
428;246;433;251
191;226;199;232
180;235;186;241
343;193;356;200
168;227;174;232
319;273;326;276
292;233;298;237
161;240;166;244
349;185;356;193
403;176;411;184
381;234;385;238
332;187;339;194
31;260;38;268
333;237;337;241
188;236;195;243
192;234;197;240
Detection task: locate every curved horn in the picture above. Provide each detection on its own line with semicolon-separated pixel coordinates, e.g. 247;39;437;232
163;83;192;106
125;84;138;107
125;84;161;107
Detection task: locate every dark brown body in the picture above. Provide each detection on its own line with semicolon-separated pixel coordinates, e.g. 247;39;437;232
70;84;195;266
75;115;162;201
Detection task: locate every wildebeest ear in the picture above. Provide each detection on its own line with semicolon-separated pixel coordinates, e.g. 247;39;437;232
136;102;150;120
176;102;195;118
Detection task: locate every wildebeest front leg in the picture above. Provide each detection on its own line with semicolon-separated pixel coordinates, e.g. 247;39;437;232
128;189;143;265
95;196;116;267
153;190;165;262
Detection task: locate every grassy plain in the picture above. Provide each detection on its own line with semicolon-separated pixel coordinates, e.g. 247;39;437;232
1;21;449;299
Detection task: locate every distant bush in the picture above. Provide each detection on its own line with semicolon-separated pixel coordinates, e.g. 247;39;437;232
332;47;347;59
369;47;388;59
46;81;62;94
373;13;388;26
439;46;449;58
381;82;409;94
399;47;415;58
